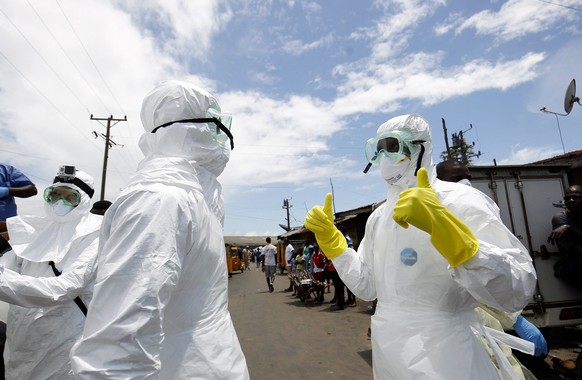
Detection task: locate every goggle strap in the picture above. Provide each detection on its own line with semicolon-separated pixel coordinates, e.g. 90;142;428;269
413;142;426;176
363;162;372;174
151;118;234;150
53;177;94;199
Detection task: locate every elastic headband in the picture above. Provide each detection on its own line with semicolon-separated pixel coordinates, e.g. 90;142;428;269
151;117;234;150
53;176;95;199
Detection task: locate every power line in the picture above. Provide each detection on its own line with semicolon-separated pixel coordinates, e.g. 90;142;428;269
535;0;582;12
0;48;100;149
25;0;113;115
0;6;91;114
55;0;126;116
53;0;142;166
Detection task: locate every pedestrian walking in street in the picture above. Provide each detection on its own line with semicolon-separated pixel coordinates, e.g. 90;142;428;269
283;238;295;292
262;237;277;292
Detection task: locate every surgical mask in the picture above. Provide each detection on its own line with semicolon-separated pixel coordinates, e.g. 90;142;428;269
380;156;411;184
458;178;472;187
52;199;75;216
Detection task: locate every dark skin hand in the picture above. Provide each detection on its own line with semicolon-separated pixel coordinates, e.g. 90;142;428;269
548;223;582;246
548;225;572;245
7;184;38;198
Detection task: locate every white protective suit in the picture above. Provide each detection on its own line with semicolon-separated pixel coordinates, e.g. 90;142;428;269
0;170;102;379
332;114;537;379
71;81;249;379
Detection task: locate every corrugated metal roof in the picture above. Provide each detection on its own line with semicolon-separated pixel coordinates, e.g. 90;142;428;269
530;149;582;164
224;236;271;246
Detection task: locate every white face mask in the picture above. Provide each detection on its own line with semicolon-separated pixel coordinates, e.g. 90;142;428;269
52;199;75;216
458;178;472;187
380;156;411;184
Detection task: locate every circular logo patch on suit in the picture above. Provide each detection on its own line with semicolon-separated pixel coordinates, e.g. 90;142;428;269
400;248;417;266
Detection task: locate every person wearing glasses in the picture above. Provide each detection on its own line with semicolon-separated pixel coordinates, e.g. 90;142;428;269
71;81;249;379
305;114;537;379
0;166;101;379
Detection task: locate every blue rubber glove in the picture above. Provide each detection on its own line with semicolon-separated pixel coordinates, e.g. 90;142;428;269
0;187;9;198
513;315;548;356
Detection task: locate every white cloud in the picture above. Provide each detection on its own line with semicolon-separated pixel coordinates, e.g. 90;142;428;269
331;51;546;116
434;12;464;36
497;145;564;165
0;0;182;200
300;1;321;13
218;90;358;191
281;33;333;56
2;0;581;236
249;71;277;85
349;0;445;60
456;0;579;41
114;0;233;60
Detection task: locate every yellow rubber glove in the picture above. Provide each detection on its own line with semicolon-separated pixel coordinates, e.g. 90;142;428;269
392;168;479;267
304;193;347;259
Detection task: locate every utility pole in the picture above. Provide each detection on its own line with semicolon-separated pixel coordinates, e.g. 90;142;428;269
442;118;451;159
91;114;127;201
441;118;481;164
282;199;292;231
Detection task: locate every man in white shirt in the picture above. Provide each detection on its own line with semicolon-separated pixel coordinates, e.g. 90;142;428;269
262;237;277;292
283;238;295;292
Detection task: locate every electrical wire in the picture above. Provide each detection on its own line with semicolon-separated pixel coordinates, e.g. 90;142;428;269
0;48;100;149
54;0;126;116
534;0;582;12
26;0;113;115
54;0;143;165
0;6;91;114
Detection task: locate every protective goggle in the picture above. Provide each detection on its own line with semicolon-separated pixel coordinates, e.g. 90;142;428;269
363;131;426;174
151;106;234;150
365;130;417;164
43;186;82;207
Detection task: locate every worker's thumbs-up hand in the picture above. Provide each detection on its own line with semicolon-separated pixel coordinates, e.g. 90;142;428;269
305;193;347;259
392;168;439;234
393;167;479;267
305;193;334;234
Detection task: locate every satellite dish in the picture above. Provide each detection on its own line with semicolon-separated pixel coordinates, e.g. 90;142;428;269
564;78;581;115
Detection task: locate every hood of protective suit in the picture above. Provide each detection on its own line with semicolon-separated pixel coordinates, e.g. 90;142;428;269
375;114;435;197
138;80;230;178
7;170;102;263
137;81;230;225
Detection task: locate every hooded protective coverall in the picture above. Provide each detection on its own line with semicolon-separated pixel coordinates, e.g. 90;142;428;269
314;114;537;379
71;81;249;379
0;170;101;379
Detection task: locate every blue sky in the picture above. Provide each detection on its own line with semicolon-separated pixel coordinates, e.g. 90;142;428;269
1;0;581;236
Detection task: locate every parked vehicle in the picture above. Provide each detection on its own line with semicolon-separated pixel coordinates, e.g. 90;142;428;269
470;164;582;328
226;245;244;275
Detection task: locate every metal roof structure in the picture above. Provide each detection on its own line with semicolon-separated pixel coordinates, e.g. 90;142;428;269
224;236;270;247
